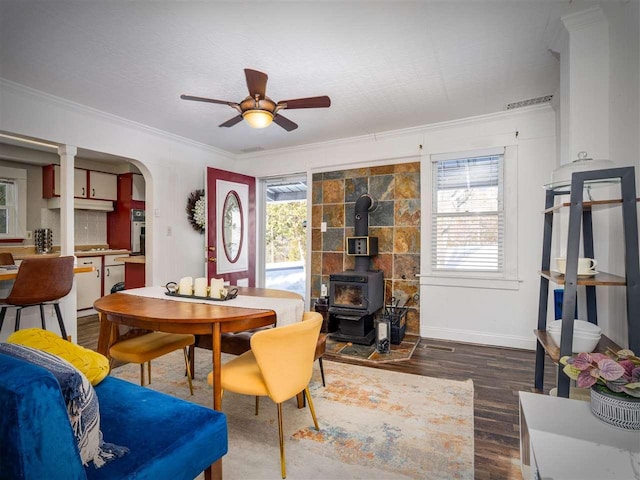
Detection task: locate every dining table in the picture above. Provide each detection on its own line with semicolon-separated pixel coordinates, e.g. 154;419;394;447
94;286;303;411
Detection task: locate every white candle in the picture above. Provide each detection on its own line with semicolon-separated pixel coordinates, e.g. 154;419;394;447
194;277;208;297
210;278;224;299
178;276;193;295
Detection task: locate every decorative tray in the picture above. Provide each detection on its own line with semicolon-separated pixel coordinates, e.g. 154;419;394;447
164;282;238;301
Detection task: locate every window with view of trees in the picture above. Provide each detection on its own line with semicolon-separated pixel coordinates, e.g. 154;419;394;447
265;201;306;263
432;151;504;272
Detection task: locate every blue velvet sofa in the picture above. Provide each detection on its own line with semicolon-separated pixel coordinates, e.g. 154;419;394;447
0;353;228;479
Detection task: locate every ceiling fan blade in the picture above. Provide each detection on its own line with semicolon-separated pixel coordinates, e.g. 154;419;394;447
273;114;298;132
180;94;238;108
244;69;268;99
219;115;244;128
277;96;331;109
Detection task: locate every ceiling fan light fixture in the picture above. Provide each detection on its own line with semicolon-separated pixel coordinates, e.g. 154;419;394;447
242;110;274;129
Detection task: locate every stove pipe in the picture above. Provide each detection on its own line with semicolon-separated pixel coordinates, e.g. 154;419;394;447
354;194;377;272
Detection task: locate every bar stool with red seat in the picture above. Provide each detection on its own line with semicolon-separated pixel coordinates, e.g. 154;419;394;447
0;256;74;338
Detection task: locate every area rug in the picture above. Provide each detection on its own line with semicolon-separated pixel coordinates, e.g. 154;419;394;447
324;333;421;364
110;350;474;479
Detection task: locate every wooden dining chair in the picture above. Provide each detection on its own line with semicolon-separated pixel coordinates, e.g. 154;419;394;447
209;315;322;479
109;331;195;395
0;256;74;338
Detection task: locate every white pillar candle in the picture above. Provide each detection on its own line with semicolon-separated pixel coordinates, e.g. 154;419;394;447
194;277;208;297
178;276;193;295
210;278;224;299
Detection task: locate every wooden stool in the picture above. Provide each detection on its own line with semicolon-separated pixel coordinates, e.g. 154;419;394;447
109;332;195;395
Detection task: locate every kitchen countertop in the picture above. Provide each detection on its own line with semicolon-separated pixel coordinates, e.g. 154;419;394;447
8;249;131;260
75;249;130;258
116;255;145;264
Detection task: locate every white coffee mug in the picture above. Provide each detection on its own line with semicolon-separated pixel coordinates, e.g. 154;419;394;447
555;257;597;275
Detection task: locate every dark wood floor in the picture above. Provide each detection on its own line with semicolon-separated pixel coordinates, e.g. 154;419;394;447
78;316;557;480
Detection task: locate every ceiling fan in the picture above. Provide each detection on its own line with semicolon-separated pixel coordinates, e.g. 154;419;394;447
180;69;331;131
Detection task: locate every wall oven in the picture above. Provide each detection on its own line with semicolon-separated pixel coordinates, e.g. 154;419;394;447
131;209;145;254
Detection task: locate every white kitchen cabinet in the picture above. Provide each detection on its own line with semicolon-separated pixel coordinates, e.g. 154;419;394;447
132;173;145;201
52;166;88;198
103;254;127;295
76;256;102;310
89;171;118;201
45;166;116;201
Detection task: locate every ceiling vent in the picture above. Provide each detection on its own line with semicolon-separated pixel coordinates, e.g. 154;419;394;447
506;95;553;110
240;146;265;153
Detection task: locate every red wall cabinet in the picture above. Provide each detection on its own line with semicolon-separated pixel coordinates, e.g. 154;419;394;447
107;173;145;250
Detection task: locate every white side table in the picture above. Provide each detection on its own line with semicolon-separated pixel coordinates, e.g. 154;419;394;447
519;391;640;480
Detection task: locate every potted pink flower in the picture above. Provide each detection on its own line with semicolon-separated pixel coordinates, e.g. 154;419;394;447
560;349;640;430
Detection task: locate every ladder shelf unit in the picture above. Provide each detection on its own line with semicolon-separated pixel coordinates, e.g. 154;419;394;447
534;167;640;398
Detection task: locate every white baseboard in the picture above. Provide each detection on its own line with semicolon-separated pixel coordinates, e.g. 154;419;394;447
421;325;536;350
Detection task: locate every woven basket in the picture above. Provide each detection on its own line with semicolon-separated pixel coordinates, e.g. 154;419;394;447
590;386;640;430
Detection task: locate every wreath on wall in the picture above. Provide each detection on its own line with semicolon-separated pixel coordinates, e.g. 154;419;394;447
186;189;206;234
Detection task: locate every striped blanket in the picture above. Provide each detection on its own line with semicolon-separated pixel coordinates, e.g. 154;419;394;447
0;343;128;467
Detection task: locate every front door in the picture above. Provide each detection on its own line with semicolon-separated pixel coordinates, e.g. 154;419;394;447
206;168;256;286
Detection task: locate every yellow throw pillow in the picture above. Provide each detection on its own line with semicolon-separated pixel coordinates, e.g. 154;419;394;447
7;328;109;385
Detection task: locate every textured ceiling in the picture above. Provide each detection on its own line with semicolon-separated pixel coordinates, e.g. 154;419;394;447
0;1;595;155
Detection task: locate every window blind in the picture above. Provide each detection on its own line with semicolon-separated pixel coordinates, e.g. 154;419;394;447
432;152;504;272
0;179;16;235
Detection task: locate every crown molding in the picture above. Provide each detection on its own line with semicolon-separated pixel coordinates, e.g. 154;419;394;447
237;104;553;161
0;79;236;161
2;78;553;164
561;6;606;32
545;15;566;54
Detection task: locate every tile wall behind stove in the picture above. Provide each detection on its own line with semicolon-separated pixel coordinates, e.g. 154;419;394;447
311;162;421;334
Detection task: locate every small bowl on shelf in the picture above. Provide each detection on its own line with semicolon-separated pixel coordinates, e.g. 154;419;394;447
547;323;601;353
547;319;601;335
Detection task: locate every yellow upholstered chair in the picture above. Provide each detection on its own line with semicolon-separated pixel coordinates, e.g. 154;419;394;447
109;331;195;395
209;314;322;479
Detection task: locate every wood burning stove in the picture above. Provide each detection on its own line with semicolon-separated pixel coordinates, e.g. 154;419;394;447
329;270;384;344
329;271;384;315
328;193;384;345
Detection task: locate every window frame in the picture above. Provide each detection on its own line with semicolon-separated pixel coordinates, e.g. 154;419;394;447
0;166;27;241
422;145;519;290
432;150;505;274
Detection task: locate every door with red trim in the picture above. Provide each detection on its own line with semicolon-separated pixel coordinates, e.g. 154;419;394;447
206;168;256;286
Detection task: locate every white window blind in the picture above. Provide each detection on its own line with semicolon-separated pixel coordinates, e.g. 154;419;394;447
0;179;16;236
432;149;504;272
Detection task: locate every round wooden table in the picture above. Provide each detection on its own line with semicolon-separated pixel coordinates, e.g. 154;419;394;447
94;287;302;411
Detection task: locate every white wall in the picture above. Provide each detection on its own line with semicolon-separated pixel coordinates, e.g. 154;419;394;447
0;79;236;341
235;106;557;349
548;3;640;349
600;0;640;347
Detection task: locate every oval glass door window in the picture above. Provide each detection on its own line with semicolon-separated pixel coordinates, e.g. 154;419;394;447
222;190;243;263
